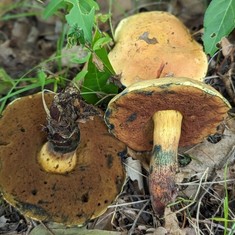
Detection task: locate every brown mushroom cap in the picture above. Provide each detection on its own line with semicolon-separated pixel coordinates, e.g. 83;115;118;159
109;11;208;87
105;77;231;151
0;93;126;225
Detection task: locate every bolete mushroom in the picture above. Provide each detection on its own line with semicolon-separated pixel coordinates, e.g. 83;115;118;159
0;91;126;225
104;77;231;214
109;11;208;86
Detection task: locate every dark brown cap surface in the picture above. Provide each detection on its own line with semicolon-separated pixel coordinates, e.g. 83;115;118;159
105;77;231;151
0;93;126;225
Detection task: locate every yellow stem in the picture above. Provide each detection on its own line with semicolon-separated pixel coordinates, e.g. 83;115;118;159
38;142;77;174
149;110;182;215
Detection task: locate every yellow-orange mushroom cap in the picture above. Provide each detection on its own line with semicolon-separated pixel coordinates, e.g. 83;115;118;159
105;77;231;152
109;11;208;87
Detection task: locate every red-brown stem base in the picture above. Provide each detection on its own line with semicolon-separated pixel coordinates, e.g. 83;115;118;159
149;165;177;215
149;110;182;215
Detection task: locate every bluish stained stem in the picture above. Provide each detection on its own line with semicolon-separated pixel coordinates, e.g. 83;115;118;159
149;110;182;215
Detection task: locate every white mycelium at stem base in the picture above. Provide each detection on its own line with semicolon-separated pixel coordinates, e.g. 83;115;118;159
38;142;77;174
149;110;182;214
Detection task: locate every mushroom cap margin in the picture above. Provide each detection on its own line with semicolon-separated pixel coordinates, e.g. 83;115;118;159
109;11;208;86
104;77;231;151
0;93;126;225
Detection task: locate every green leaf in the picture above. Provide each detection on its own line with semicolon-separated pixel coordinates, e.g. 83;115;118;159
79;0;99;12
212;217;235;222
81;52;117;104
67;25;86;46
93;35;112;51
203;0;235;56
37;70;47;89
81;30;117;104
92;30;115;74
0;77;55;114
0;68;14;95
43;0;65;19
70;51;91;64
96;13;111;23
65;0;96;44
73;69;88;82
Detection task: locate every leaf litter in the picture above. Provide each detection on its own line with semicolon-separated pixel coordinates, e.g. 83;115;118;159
0;0;235;234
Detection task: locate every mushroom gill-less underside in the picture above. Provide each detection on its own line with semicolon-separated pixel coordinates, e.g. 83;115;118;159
0;93;126;226
105;77;231;152
104;77;231;214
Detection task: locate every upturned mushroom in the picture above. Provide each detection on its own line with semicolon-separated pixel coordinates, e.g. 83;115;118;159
109;11;208;86
0;89;126;225
104;77;231;214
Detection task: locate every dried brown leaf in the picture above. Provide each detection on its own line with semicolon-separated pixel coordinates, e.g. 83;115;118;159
178;117;235;192
220;37;234;57
92;53;104;72
164;208;186;235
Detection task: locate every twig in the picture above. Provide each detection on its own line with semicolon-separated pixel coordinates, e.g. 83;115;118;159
173;168;209;214
39;221;55;235
41;89;56;118
218;72;235;104
178;178;235;186
25;218;36;235
128;199;150;235
191;218;235;233
108;199;150;208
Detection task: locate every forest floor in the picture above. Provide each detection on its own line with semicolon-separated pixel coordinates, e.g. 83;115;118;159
0;0;235;234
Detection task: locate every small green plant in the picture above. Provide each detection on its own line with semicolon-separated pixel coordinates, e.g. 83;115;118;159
0;0;118;114
43;0;118;104
211;165;234;235
203;0;235;56
1;0;234;113
0;0;41;20
0;69;60;113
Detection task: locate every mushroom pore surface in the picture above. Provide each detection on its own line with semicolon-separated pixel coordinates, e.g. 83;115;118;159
0;93;126;225
105;77;231;151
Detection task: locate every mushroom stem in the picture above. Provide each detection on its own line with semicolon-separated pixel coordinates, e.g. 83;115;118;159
149;110;182;215
38;142;77;174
